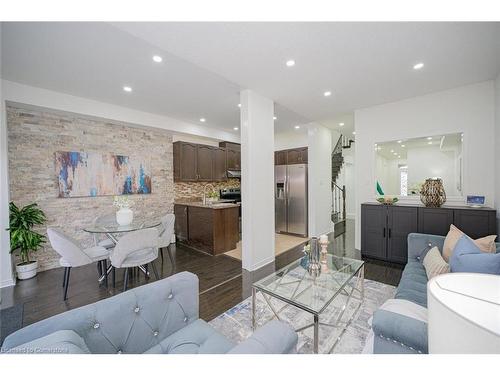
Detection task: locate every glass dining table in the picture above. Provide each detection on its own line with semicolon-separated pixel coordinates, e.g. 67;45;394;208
83;218;161;283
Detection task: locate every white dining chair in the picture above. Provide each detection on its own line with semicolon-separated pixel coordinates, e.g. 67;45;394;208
92;213;117;250
158;214;175;265
109;228;160;292
47;228;110;300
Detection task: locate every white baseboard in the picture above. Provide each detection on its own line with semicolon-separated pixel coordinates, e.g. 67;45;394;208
1;276;16;288
242;255;275;272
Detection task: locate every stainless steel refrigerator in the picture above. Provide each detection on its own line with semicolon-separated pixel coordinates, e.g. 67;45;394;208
275;164;308;237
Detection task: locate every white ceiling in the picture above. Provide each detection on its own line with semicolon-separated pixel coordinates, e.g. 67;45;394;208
3;22;500;138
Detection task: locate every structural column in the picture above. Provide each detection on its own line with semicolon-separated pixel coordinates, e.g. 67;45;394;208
0;22;15;288
307;123;333;237
240;90;275;271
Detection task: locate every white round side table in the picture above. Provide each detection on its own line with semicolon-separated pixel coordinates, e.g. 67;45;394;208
428;273;500;354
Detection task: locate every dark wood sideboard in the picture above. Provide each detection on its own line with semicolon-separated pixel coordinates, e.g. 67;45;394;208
361;202;497;264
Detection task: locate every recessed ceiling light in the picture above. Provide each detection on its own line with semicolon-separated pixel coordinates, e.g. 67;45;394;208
199;118;206;123
401;144;406;148
352;131;356;135
123;86;132;92
390;150;394;153
398;156;401;159
413;62;424;70
339;122;345;127
294;125;300;129
152;55;163;63
233;127;239;131
273;116;277;120
238;103;241;108
397;140;402;143
374;143;378;146
428;141;432;145
427;137;432;140
324;91;332;97
286;60;295;67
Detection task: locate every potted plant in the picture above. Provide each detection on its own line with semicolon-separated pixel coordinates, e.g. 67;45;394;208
8;202;47;280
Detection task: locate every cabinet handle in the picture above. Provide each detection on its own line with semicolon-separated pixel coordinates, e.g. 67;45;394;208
388;228;392;238
383;228;386;237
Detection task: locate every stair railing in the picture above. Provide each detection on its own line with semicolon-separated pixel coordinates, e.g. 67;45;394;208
332;182;346;223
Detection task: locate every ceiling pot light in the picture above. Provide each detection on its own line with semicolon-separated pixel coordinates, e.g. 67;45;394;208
294;126;300;129
397;140;402;143
123;86;132;92
413;62;424;70
428;141;432;145
152;55;163;63
273;116;277;120
427;137;432;140
238;103;241;108
339;122;345;127
233;127;239;131
199;118;206;123
286;60;295;67
401;144;406;148
324;91;332;97
352;131;356;135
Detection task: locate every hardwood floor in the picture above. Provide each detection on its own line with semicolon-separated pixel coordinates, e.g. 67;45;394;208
0;219;403;328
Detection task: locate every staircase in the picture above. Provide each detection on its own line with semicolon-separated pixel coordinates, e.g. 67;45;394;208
331;135;354;235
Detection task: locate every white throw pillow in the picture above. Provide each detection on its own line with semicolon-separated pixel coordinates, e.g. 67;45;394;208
423;246;449;280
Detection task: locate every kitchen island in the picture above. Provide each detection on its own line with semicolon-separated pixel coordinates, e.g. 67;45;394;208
174;201;240;255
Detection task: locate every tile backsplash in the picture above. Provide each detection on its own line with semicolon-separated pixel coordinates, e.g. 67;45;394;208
174;180;240;201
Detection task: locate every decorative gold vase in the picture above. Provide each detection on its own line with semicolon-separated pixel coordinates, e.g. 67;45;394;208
420;178;446;207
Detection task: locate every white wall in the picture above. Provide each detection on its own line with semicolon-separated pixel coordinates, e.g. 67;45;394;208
274;129;308;150
355;81;496;250
308;123;333;237
496;74;500;235
1;80;240;144
1;25;15;288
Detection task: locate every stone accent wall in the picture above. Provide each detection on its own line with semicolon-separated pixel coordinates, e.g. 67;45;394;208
7;105;174;271
174;180;240;201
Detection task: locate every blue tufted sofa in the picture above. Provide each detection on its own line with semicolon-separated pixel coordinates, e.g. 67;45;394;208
369;233;500;354
1;271;297;354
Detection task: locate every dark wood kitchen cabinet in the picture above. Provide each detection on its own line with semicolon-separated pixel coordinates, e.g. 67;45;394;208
173;142;198;181
174;203;239;255
219;142;241;171
174;204;189;241
287;147;308;164
196;144;215;181
361;202;497;264
275;147;308;165
275;150;287;165
213;147;228;181
174;141;228;182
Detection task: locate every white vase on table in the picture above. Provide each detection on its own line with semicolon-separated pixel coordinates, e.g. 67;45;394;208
116;207;133;226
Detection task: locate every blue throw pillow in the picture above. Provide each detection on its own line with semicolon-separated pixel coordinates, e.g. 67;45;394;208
449;235;500;275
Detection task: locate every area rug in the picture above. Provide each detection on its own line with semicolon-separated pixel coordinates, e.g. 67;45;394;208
209;279;395;354
0;304;24;346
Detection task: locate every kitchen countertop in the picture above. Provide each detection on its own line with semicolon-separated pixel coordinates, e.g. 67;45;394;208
174;200;240;209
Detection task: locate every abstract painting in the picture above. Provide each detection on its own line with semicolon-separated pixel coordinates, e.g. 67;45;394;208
55;151;151;198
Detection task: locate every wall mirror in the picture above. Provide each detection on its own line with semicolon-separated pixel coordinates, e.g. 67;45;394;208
375;133;463;197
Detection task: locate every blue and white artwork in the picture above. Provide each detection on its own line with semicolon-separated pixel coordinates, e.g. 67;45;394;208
55;151;151;198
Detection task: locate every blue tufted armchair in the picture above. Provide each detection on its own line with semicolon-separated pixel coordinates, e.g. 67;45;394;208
1;272;297;354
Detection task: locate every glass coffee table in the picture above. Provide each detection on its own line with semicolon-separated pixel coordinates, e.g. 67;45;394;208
252;254;365;354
